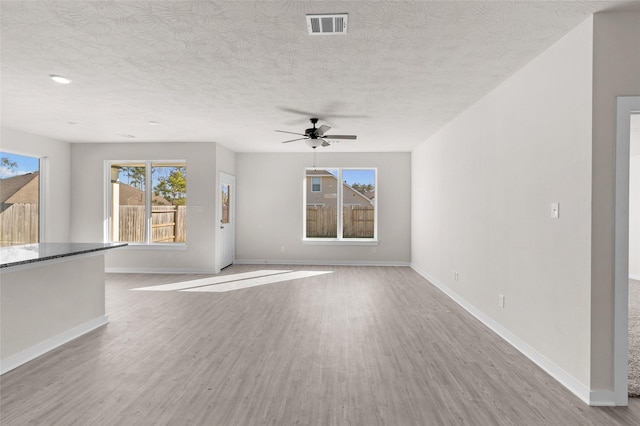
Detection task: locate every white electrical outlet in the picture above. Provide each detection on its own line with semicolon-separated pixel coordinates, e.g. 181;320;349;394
499;294;505;308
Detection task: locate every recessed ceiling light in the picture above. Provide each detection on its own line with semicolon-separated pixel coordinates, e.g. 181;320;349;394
49;74;72;84
118;134;136;139
67;121;79;125
148;121;160;125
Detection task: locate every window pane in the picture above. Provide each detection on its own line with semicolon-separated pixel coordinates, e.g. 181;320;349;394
306;169;337;238
221;183;230;224
152;163;187;243
342;169;375;238
311;177;321;192
0;152;40;246
110;163;146;243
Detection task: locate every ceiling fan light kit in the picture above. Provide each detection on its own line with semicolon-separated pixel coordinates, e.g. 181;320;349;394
275;117;357;149
306;139;329;149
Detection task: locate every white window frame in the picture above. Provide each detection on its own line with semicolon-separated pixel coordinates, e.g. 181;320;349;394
105;160;187;248
38;156;47;241
303;167;378;245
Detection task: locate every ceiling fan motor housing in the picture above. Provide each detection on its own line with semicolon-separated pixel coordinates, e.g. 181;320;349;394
306;118;319;137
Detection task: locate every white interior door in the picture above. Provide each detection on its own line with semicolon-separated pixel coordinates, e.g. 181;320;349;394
614;96;640;405
219;173;235;270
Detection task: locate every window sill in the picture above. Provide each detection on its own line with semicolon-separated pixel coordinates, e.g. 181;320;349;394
303;239;378;246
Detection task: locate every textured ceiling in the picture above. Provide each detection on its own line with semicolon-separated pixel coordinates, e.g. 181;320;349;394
0;1;634;152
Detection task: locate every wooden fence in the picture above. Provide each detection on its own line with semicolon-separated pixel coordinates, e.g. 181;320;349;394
307;206;374;238
0;203;38;246
118;205;186;243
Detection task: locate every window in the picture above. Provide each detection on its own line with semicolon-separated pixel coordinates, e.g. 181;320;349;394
0;152;40;246
311;177;321;192
221;183;230;225
108;161;186;245
304;168;376;241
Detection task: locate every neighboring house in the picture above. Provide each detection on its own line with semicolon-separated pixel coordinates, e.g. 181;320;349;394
113;181;172;206
306;170;373;208
0;172;39;210
0;172;39;245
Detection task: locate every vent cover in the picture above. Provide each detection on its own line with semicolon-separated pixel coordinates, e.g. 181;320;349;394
306;14;348;35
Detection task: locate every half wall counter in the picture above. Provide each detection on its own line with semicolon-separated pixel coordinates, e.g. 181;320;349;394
0;243;126;374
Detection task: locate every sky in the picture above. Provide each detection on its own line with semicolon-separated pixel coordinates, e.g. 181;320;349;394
323;169;375;186
0;152;39;178
342;169;375;186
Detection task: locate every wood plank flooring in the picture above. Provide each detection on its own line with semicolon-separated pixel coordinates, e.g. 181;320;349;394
2;265;640;425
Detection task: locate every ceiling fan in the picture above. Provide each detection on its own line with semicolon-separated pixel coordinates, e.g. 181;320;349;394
275;118;357;149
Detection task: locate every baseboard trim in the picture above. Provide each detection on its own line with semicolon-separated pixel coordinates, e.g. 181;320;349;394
234;259;410;267
105;267;217;274
106;262;410;273
410;263;603;406
0;315;109;375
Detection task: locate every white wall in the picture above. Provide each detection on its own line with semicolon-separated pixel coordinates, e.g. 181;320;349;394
236;152;411;265
1;128;71;242
411;16;594;395
216;143;236;177
70;142;218;273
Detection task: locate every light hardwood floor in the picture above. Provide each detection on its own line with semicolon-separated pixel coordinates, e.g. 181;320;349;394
1;265;639;425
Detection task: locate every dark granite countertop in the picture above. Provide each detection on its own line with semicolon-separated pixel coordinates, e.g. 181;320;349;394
0;242;128;268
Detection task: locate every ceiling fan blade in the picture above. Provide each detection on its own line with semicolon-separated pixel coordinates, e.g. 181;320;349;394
316;124;331;136
281;138;308;144
277;106;316;115
321;139;330;147
275;130;306;136
323;134;357;140
277;106;369;120
277;107;326;120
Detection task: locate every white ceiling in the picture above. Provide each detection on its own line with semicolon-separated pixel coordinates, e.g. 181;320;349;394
0;1;635;153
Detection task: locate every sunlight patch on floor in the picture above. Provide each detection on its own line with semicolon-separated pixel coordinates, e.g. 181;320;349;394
181;270;334;293
131;270;292;291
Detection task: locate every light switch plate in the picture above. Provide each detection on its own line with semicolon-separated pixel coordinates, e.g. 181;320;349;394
551;202;560;219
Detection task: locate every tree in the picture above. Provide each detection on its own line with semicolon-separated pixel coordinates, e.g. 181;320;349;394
120;166;145;189
0;157;18;178
154;167;186;205
351;182;374;194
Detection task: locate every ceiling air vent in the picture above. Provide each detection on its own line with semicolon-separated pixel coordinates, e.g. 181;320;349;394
306;14;348;35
